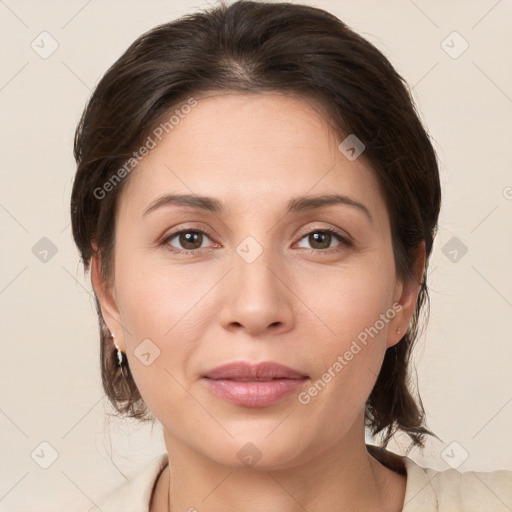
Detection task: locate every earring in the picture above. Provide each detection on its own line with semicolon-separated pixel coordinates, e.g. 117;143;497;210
396;327;401;335
116;346;124;366
111;333;124;366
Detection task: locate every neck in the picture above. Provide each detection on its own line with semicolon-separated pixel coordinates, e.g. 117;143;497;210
153;421;406;512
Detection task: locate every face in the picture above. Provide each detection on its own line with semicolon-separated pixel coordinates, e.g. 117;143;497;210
93;92;421;470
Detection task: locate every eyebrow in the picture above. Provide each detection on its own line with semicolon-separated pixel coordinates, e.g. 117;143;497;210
142;193;373;223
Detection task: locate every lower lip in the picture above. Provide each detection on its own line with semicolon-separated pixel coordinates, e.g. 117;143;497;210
202;378;307;407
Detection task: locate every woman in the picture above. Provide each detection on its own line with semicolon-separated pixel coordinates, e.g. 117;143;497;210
70;1;512;511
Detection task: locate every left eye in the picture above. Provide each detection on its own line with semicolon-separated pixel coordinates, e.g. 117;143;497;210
296;229;348;251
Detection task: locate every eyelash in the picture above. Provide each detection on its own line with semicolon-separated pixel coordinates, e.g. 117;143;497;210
161;226;351;255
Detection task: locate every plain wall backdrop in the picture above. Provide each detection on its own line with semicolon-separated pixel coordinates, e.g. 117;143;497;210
0;0;511;510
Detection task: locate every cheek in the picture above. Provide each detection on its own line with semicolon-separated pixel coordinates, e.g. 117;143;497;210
112;247;228;396
313;258;396;350
299;256;396;408
115;246;215;339
113;259;213;418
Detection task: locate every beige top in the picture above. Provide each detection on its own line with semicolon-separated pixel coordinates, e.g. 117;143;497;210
90;451;512;511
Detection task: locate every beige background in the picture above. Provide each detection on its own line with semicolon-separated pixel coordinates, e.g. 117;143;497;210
0;0;511;510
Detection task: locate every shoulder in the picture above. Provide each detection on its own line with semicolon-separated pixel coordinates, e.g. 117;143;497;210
89;453;169;512
403;457;512;512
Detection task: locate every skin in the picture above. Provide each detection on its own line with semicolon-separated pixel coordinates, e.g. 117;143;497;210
91;92;425;512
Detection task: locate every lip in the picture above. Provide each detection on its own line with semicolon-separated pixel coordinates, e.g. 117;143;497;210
202;361;308;408
203;361;307;380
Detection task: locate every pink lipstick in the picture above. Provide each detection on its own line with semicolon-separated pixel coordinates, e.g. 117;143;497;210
202;361;308;408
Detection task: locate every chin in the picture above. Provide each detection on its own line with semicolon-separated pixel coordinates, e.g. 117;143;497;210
197;430;313;471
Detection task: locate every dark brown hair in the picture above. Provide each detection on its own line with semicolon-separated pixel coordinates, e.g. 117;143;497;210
71;0;441;447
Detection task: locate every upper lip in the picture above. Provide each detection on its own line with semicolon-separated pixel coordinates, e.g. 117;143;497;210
202;361;308;381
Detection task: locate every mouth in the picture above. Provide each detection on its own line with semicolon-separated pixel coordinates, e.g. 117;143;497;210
201;361;308;407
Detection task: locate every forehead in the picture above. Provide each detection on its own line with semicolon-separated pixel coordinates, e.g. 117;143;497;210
118;92;386;223
148;92;340;166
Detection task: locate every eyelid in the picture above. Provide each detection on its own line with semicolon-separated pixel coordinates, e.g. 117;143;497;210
295;224;352;243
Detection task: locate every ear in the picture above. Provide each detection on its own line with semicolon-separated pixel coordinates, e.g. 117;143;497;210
90;246;125;352
387;241;426;348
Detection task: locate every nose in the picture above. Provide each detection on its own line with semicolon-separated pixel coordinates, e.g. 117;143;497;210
217;244;295;337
